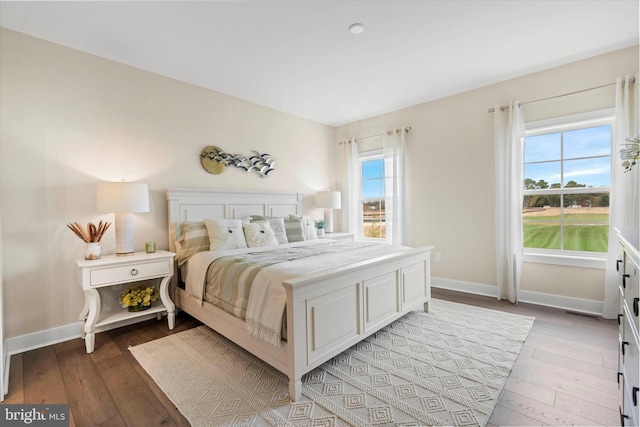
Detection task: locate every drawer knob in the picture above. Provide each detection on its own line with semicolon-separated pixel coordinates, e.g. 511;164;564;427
623;274;630;288
617;259;622;271
618;313;624;326
634;298;639;317
618;371;624;384
634;386;639;407
130;268;139;276
622;341;629;356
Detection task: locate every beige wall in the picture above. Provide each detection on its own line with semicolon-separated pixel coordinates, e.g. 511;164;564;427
337;46;639;304
1;26;638;340
0;29;336;338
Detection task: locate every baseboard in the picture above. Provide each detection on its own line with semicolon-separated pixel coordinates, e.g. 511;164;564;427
5;311;165;356
5;322;83;357
432;276;604;317
518;290;603;316
3;345;9;398
431;277;498;298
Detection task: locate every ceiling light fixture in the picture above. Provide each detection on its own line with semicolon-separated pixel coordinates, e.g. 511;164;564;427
348;23;364;35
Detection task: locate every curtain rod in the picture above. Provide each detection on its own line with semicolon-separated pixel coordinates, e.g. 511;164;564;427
339;127;412;144
487;77;636;113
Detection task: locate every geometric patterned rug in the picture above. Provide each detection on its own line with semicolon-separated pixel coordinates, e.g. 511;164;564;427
130;299;534;426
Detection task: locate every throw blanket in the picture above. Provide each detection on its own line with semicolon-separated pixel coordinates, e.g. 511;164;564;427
184;240;411;346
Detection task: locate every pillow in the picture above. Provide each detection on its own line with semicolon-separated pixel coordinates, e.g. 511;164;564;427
171;221;209;266
284;216;305;242
204;219;248;251
242;221;279;247
290;214;317;240
248;216;288;244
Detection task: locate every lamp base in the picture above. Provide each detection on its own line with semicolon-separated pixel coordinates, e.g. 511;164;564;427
115;212;136;255
324;209;334;233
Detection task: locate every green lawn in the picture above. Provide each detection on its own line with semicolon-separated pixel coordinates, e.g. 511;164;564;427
523;223;609;252
523;213;609;221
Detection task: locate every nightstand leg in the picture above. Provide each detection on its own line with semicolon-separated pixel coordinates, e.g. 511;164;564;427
83;288;100;353
85;332;95;353
159;276;175;330
168;311;175;330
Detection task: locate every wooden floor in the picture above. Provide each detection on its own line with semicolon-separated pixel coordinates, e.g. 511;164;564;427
4;288;620;427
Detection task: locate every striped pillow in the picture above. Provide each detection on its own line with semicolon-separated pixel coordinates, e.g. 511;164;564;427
284;216;305;242
172;221;209;266
289;214;318;240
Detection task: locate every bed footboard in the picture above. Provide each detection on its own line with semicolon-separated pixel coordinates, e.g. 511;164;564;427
283;245;432;400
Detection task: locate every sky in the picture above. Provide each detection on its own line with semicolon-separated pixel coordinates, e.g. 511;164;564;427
361;158;385;199
523;125;612;188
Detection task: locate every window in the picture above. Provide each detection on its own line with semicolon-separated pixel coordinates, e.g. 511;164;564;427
523;111;613;261
361;152;386;239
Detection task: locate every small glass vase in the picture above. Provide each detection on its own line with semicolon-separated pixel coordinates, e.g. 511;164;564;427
84;242;102;260
128;304;151;312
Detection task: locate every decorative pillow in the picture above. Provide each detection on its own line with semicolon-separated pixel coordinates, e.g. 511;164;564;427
204;219;248;251
248;216;288;244
290;214;317;240
172;221;209;266
242;221;279;247
284;216;305;242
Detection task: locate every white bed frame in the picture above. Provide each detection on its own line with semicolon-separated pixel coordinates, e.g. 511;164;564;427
166;188;432;400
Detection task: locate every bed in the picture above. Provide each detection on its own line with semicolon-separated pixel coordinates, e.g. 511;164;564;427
166;188;433;400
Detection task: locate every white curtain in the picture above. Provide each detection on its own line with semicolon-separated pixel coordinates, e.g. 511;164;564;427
383;129;407;246
494;101;525;303
603;73;639;319
340;139;360;239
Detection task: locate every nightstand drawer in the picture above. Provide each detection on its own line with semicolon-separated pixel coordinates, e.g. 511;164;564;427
90;260;171;286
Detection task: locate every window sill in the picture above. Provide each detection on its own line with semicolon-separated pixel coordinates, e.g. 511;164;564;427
523;251;606;269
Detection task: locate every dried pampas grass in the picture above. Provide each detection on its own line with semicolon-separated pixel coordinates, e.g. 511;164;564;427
67;221;111;243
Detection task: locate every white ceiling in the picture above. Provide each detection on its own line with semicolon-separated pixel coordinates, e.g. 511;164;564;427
1;1;638;127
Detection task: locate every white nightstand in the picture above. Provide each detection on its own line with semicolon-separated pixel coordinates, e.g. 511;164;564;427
319;232;355;242
76;250;176;353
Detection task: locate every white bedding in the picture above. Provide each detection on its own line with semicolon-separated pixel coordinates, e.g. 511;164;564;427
183;239;411;346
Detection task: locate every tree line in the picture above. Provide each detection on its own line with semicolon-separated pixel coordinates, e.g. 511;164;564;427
523;179;609;208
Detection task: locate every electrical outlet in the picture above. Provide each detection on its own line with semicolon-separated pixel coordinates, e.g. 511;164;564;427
435;252;441;262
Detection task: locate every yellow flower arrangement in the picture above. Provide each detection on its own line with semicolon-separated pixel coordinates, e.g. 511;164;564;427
120;285;159;311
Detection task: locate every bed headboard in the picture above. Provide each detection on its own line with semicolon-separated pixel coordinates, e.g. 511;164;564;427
165;188;304;250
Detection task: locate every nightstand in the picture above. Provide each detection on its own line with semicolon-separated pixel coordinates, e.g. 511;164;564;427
319;232;355;242
76;250;176;353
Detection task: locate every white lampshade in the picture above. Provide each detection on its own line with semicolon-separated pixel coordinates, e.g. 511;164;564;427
96;182;150;213
316;191;341;233
97;182;149;255
316;191;341;209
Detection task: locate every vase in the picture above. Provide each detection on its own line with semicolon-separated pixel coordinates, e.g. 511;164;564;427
128;304;151;312
84;242;102;260
317;228;325;236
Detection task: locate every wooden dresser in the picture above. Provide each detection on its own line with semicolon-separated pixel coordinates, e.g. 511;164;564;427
617;230;639;426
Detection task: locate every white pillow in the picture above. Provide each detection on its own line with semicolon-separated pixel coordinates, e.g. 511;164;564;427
290;214;317;240
242;221;279;247
204;219;248;251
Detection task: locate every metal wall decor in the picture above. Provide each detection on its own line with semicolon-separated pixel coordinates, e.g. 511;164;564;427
200;146;276;177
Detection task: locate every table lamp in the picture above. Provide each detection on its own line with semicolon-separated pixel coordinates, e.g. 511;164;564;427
316;190;341;233
96;182;149;255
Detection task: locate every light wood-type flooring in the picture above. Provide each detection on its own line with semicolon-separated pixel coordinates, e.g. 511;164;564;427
4;288;620;426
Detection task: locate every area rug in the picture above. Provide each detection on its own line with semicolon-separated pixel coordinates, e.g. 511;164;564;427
130;299;534;426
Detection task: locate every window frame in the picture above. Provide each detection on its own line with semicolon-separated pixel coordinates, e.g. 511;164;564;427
359;150;387;241
522;109;614;269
